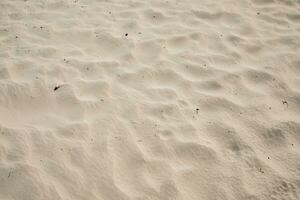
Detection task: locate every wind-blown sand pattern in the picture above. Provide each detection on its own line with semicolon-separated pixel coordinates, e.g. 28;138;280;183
1;0;300;199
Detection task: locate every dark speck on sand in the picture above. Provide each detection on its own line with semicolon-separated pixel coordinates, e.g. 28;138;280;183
54;85;61;91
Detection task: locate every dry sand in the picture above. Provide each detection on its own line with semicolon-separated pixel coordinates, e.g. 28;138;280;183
1;0;300;199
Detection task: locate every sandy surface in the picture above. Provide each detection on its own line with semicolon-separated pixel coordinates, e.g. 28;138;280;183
1;0;300;199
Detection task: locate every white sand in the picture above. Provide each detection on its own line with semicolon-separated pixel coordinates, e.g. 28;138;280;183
1;0;300;199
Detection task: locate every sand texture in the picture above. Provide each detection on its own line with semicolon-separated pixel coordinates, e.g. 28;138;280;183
1;0;300;199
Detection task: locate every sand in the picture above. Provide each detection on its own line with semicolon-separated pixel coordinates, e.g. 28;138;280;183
0;0;300;199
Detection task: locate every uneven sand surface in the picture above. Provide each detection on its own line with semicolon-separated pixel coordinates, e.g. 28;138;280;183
1;0;300;199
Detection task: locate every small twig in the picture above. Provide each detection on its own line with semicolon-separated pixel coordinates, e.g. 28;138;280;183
8;170;12;178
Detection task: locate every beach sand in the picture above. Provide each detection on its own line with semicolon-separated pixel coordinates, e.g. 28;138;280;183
0;0;300;199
